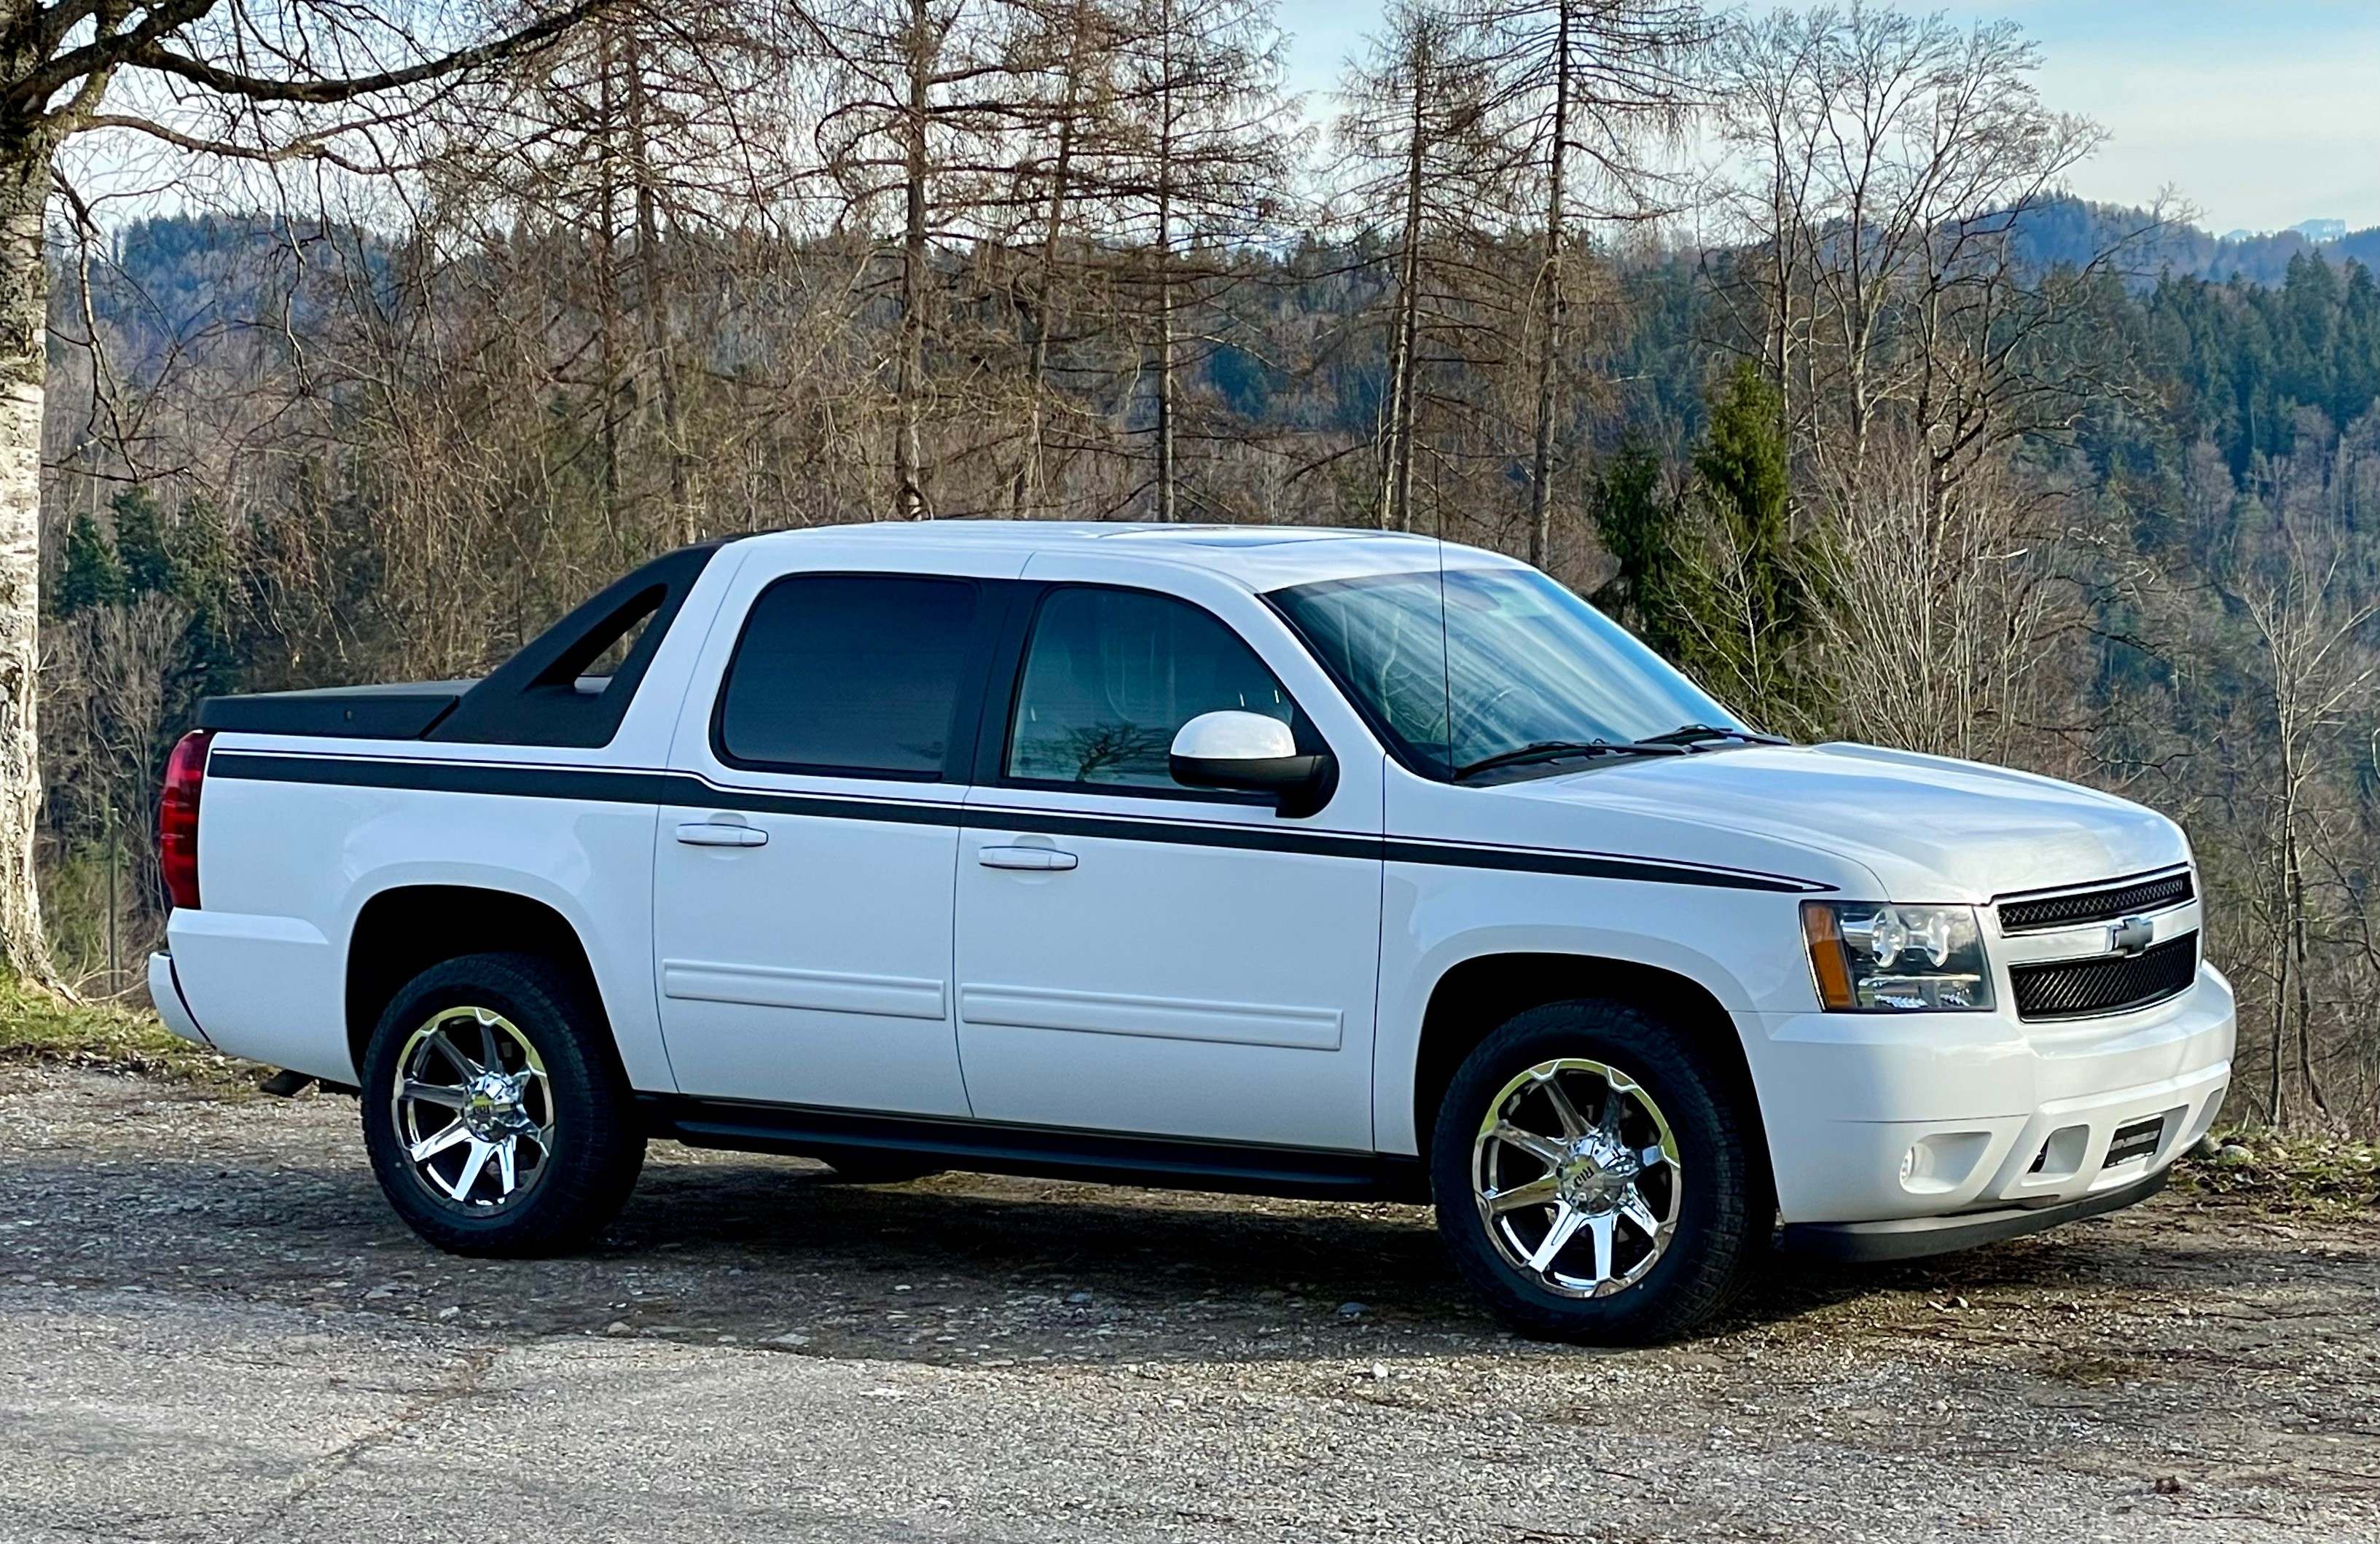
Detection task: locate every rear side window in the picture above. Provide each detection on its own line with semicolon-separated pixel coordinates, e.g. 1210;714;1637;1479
716;574;978;778
1006;586;1294;791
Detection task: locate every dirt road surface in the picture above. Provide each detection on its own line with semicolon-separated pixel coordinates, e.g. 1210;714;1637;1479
2;1065;2376;1543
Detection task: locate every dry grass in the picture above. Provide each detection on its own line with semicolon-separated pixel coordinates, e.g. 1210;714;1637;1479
2169;1129;2380;1212
0;978;252;1086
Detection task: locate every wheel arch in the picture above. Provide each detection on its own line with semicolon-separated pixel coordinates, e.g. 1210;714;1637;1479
345;885;614;1076
1410;952;1773;1203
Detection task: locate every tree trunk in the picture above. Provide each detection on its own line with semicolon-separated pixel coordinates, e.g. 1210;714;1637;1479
1524;3;1570;570
2271;716;2296;1126
894;0;932;521
1151;1;1178;525
624;32;694;545
1012;1;1089;519
1378;33;1426;534
0;147;53;983
1154;246;1176;524
595;28;624;529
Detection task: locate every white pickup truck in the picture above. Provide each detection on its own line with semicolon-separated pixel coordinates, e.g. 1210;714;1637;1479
150;523;2235;1341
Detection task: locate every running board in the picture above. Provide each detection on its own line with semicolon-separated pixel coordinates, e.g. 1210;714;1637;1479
635;1094;1430;1203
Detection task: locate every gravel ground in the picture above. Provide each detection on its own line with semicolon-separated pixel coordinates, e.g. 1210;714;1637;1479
1;1064;2376;1543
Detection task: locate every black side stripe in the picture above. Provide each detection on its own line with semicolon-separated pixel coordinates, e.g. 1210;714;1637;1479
1382;839;1825;891
208;751;1830;894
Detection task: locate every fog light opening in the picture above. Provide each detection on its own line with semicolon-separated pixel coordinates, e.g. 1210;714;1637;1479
1898;1132;1993;1196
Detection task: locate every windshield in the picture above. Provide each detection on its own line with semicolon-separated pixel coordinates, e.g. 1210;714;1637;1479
1268;566;1746;782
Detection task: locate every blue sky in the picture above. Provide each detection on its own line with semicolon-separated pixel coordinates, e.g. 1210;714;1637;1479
1273;0;2380;235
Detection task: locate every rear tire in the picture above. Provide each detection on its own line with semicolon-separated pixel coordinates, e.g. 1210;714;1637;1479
360;952;645;1257
1430;998;1761;1344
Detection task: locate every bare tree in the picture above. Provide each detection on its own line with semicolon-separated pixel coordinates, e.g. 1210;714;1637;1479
813;0;1034;518
1816;426;2072;763
2221;503;2380;1125
1468;0;1704;566
1097;0;1296;522
1335;1;1517;534
1001;0;1125;515
0;0;608;979
1709;7;2118;501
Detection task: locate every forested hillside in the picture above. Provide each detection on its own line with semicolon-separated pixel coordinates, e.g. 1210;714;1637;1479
32;1;2380;1132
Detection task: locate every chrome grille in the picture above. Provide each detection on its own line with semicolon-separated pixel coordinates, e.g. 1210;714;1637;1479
2008;933;2198;1022
1998;870;2193;935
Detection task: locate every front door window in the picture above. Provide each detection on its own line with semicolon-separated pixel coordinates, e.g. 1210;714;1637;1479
1006;586;1296;792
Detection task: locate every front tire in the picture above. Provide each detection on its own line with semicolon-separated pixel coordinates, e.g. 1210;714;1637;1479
1431;998;1761;1344
360;952;645;1257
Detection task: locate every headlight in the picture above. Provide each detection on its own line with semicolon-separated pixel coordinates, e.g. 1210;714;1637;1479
1801;901;1994;1012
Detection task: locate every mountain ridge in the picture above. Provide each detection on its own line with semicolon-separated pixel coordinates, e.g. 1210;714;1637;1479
2016;196;2380;286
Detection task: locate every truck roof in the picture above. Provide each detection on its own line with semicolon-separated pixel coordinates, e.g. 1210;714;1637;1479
733;520;1527;589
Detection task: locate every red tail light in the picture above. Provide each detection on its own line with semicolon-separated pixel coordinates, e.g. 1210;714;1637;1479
159;729;212;910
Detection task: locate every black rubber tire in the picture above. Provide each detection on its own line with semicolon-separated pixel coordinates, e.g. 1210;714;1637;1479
360;952;645;1258
1430;998;1761;1344
818;1151;947;1186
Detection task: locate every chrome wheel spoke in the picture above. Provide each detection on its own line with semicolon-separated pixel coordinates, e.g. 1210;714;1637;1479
402;1079;467;1109
428;1034;479;1080
450;1139;495;1202
409;1121;471;1164
1638;1143;1669;1171
1619;1188;1662;1243
1585;1212;1617;1292
1490;1121;1568;1170
475;1011;503;1075
1526;1202;1587;1274
1485;1173;1562;1215
1539;1076;1589;1140
495;1138;520;1196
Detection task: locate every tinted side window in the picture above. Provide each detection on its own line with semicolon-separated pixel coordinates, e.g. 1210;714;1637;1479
717;575;978;778
1006;587;1293;791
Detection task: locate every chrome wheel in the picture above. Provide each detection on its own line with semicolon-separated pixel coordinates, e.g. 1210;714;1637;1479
1471;1057;1681;1298
391;1006;555;1211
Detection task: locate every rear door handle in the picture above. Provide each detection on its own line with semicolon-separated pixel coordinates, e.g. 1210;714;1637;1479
977;845;1078;871
676;820;768;848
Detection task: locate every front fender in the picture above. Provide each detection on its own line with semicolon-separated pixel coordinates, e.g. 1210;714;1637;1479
1373;862;1817;1156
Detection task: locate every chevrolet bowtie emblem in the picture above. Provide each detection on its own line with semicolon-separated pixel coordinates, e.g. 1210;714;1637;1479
2110;915;2156;955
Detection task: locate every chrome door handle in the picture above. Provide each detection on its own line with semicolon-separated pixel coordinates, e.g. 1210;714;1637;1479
977;845;1078;871
676;821;768;848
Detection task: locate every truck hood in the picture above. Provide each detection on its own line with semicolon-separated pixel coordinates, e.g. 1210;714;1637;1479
1497;741;2188;903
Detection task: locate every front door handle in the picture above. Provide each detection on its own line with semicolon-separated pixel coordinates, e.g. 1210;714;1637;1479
977;845;1078;871
676;820;768;848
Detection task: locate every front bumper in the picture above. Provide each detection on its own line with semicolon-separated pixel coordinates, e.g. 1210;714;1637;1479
1780;1168;2169;1262
1753;962;2234;1228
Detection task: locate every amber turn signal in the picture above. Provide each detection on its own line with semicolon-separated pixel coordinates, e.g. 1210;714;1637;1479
1801;901;1856;1011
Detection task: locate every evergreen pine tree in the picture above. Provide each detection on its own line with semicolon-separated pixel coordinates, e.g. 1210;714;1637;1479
55;513;126;616
1688;360;1811;729
1589;434;1692;659
113;487;174;597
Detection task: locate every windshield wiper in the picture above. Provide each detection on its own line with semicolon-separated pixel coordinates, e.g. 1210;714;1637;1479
1454;739;1688;780
1637;722;1789;749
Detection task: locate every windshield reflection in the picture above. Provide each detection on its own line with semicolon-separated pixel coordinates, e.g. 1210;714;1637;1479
1269;566;1748;783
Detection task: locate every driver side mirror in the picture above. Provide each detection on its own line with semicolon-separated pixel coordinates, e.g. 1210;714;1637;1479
1169;711;1335;817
